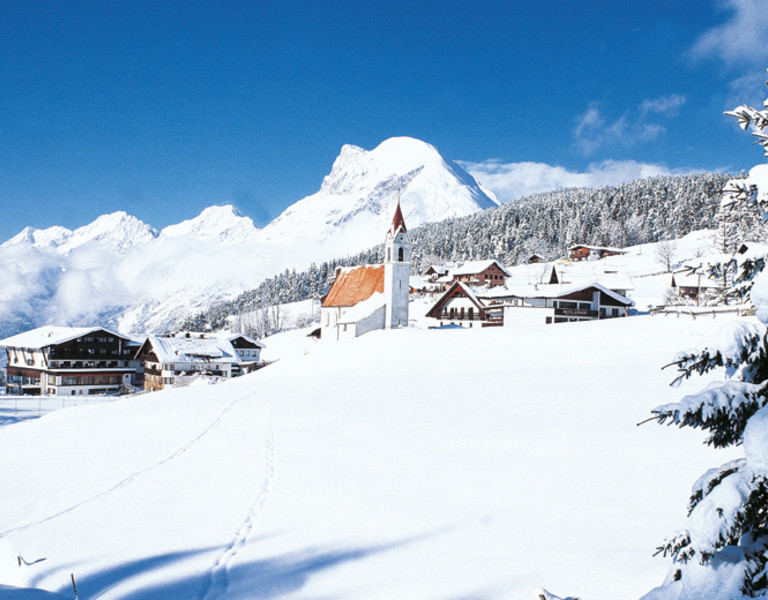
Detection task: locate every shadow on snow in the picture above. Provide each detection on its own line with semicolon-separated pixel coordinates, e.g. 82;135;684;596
40;537;496;600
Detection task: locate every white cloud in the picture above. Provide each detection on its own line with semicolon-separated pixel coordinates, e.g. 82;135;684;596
690;0;768;67
640;94;687;117
573;95;686;156
459;158;683;204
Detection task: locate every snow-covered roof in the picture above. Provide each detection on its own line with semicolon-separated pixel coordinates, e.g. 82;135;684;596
0;325;129;349
671;269;722;289
451;260;511;277
423;264;450;276
322;265;385;307
737;242;768;257
340;291;387;322
477;282;633;306
143;336;242;363
505;260;634;291
549;262;635;291
228;334;266;349
409;275;427;289
426;281;487;318
568;244;627;253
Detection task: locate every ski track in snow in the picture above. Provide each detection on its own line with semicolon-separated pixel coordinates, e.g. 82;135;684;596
0;392;250;539
200;398;276;600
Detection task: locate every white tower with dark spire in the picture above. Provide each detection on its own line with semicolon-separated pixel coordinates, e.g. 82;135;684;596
383;201;411;329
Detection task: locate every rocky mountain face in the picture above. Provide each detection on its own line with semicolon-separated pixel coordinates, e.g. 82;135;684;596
261;137;498;262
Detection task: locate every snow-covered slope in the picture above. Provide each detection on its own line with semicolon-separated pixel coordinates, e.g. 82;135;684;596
261;137;499;261
0;314;742;599
0;138;499;337
0;206;274;338
159;205;260;245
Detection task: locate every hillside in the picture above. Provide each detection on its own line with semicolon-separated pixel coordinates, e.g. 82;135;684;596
183;172;731;333
0;311;744;600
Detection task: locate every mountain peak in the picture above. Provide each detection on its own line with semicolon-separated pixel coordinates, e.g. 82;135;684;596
263;136;498;262
55;212;158;254
159;204;259;244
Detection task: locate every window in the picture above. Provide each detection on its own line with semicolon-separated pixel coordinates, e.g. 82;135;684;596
387;248;391;262
398;247;404;262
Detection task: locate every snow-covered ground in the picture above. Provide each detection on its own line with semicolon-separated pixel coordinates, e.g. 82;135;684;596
0;312;744;599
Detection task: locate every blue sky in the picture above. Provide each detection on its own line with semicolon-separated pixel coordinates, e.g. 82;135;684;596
1;0;768;241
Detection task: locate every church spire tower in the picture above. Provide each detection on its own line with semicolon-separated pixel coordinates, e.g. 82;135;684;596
384;199;411;329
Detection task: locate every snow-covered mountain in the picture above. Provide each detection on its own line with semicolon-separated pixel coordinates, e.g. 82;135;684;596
1;212;158;255
159;205;261;245
261;137;499;261
0;137;497;337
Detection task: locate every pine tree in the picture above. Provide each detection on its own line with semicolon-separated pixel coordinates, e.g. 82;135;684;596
642;70;768;600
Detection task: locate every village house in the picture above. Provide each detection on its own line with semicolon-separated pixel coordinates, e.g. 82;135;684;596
422;264;450;281
568;245;628;262
320;202;411;341
0;326;139;396
425;281;502;327
488;283;633;326
134;333;264;392
449;259;511;287
670;269;722;304
426;281;633;328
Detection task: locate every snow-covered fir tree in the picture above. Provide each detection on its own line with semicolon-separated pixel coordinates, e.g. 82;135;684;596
642;70;768;600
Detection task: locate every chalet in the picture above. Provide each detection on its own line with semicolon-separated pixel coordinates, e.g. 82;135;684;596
0;326;139;396
568;245;628;262
425;282;633;328
425;281;502;328
134;333;263;392
320;203;411;341
422;265;450;281
670;269;721;303
450;260;510;287
486;283;633;325
228;334;266;376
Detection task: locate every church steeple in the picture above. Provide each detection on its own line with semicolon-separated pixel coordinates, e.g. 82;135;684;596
384;200;411;328
389;199;407;236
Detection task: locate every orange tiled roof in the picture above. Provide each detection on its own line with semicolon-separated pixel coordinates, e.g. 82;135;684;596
322;265;385;307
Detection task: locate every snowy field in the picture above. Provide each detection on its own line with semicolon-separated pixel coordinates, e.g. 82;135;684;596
0;311;745;600
0;396;120;429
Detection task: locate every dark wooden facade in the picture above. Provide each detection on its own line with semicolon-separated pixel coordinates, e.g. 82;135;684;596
4;328;137;396
568;245;627;262
452;262;509;287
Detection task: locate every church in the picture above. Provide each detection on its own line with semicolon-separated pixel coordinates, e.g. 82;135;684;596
320;203;411;341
